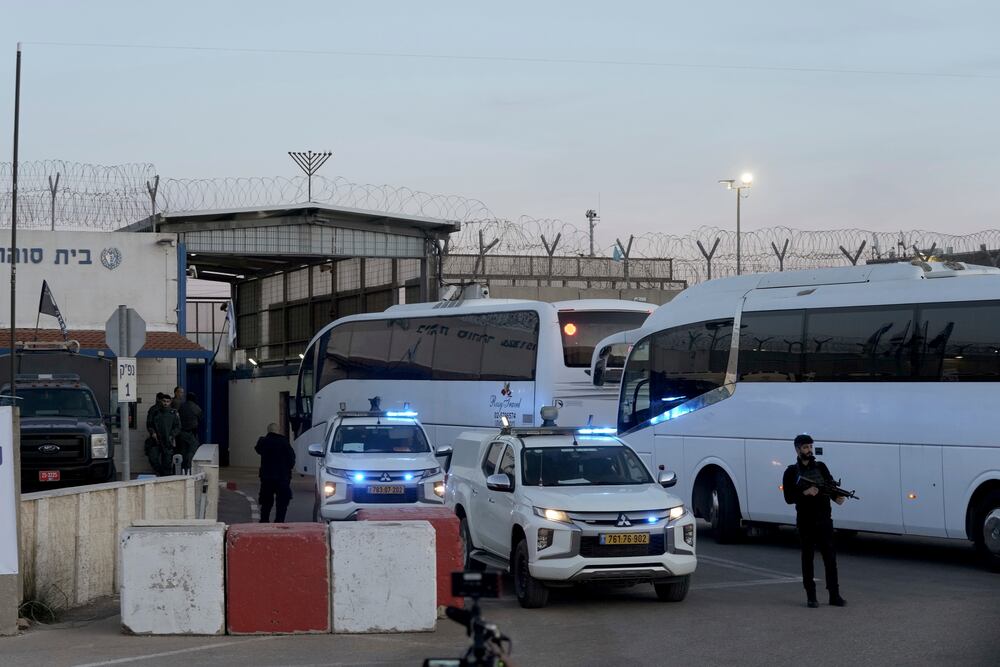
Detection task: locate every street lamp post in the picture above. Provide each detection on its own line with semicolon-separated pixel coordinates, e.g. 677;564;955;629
718;172;754;276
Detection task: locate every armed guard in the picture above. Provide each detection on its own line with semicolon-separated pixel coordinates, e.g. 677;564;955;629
783;434;848;608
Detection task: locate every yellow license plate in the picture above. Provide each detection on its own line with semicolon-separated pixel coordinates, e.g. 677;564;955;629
600;532;650;545
368;485;405;494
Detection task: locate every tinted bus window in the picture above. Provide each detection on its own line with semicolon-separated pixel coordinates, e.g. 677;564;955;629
387;318;434;380
738;310;804;382
619;337;652;432
481;312;539;381
804;306;914;381
558;311;650;367
915;301;1000;381
431;314;485;381
650;319;732;411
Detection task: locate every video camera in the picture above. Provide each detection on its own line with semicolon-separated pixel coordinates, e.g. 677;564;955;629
424;571;511;667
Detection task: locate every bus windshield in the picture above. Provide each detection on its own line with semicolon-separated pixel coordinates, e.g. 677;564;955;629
521;445;653;486
330;424;431;454
558;311;650;367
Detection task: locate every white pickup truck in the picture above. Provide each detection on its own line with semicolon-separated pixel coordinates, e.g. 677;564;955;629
308;409;450;521
446;424;696;608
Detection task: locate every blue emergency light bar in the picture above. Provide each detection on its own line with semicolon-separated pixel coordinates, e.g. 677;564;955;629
385;410;419;418
576;427;617;435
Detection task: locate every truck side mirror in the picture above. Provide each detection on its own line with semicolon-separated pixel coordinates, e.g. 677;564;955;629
308;443;325;457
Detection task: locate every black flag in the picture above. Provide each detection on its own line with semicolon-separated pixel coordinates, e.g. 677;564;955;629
38;280;69;340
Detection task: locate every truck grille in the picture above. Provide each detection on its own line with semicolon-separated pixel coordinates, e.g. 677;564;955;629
22;434;88;466
579;534;666;558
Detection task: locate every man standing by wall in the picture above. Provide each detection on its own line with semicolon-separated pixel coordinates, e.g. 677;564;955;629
255;423;296;523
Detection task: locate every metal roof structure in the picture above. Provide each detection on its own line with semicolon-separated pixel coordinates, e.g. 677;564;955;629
120;203;460;282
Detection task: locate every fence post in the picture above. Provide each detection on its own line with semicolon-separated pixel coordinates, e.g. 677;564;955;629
838;240;867;266
770;238;790;271
696;238;721;281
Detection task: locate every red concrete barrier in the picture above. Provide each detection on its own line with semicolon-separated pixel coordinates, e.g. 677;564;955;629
226;523;330;634
356;507;464;612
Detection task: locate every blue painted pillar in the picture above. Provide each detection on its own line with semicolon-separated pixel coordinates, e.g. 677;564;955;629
176;239;187;392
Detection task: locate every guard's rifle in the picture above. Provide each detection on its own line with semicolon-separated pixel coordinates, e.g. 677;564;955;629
800;476;860;501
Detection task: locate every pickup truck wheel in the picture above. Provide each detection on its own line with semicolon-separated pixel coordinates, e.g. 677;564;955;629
460;518;485;571
513;539;548;608
654;575;690;602
973;489;1000;572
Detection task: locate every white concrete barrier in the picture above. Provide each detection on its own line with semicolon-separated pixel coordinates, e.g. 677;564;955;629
19;474;207;609
330;521;436;633
120;520;226;635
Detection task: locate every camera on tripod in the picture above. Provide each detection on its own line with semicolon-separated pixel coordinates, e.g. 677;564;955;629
424;571;510;667
452;571;501;599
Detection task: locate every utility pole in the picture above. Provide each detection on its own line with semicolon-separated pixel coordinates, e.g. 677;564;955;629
9;44;22;397
585;209;599;257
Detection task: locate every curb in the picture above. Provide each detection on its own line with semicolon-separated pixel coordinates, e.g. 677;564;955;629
220;481;261;522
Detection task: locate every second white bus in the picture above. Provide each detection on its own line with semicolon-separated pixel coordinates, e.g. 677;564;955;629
604;261;1000;569
290;298;653;471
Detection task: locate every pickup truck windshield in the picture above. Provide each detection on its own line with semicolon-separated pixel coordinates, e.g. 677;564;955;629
2;388;101;419
521;446;653;486
331;424;430;454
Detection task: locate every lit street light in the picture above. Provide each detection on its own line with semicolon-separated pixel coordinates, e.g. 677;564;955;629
718;172;754;276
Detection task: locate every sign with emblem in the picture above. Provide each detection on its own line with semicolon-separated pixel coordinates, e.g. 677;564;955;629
1;407;18;575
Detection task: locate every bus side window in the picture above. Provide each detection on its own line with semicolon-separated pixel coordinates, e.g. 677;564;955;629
619;337;651;431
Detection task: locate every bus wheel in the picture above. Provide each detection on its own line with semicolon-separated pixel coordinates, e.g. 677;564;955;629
709;471;742;544
973;490;1000;572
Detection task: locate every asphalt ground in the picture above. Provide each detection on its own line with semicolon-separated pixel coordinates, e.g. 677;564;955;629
2;468;997;667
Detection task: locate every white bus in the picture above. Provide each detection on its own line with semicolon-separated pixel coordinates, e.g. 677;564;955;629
604;261;1000;568
290;298;653;472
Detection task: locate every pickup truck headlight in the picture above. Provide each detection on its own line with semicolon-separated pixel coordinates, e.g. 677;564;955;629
668;505;686;521
533;507;571;524
326;467;352;479
420;466;442;479
90;434;109;459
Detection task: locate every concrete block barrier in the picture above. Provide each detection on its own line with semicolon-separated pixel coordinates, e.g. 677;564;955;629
330;521;436;633
357;507;464;614
120;520;226;635
226;523;330;634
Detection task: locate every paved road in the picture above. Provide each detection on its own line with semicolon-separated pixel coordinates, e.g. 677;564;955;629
2;469;997;667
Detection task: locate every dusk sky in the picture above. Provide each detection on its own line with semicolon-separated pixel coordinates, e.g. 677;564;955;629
2;1;998;245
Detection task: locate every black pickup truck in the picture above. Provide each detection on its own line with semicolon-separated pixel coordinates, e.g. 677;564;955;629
1;374;116;490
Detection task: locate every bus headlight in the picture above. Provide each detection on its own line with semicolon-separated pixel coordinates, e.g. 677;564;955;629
90;434;109;459
323;482;336;497
433;481;446;498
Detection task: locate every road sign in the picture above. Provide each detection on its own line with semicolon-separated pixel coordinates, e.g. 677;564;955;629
105;307;146;358
117;357;137;403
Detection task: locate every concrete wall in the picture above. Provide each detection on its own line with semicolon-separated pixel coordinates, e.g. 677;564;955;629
487;285;683;305
18;473;210;608
0;230;178;330
227;374;297;468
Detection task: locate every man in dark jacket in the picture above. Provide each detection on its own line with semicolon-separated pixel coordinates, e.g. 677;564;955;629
150;393;182;476
177;391;203;472
255;423;296;523
783;434;847;608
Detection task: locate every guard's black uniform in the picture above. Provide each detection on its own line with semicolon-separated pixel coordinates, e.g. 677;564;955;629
255;431;296;523
783;458;841;602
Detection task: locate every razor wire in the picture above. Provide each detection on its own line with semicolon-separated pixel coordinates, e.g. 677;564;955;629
4;161;1000;285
